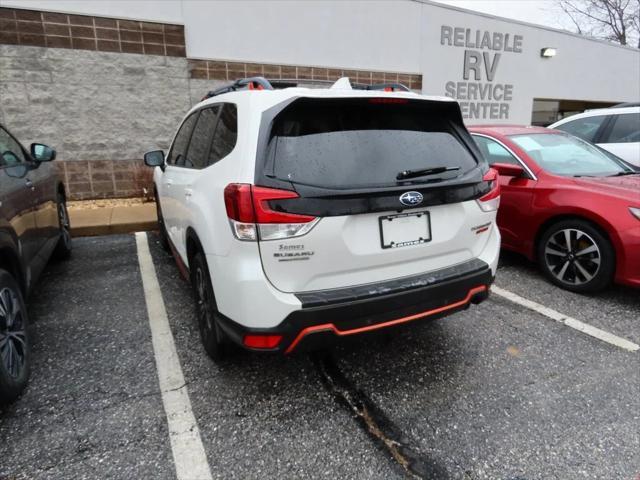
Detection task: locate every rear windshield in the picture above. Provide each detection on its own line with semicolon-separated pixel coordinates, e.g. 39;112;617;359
266;99;477;189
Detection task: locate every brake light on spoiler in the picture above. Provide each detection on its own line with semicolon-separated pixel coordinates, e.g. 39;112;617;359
224;184;319;241
476;168;500;212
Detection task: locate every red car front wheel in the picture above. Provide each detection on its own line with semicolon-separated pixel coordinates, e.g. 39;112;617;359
537;219;615;293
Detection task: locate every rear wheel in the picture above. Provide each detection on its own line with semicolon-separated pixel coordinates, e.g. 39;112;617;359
190;251;225;362
52;193;72;260
537;219;615;293
0;269;30;405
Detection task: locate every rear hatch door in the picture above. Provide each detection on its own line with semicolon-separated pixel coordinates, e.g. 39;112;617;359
255;96;493;293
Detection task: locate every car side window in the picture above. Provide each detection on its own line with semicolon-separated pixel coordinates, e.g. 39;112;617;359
185;106;220;169
605;113;640;144
208;104;238;166
473;135;519;165
0;127;27;168
166;112;199;166
554;115;607;142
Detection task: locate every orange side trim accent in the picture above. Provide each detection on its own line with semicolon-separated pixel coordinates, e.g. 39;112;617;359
284;285;487;354
166;233;190;281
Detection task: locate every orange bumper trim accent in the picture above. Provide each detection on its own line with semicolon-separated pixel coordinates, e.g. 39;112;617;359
285;285;488;354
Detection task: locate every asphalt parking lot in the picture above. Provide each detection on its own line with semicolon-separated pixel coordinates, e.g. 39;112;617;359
1;233;638;480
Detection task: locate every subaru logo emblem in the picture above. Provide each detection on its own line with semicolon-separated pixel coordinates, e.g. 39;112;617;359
399;191;423;206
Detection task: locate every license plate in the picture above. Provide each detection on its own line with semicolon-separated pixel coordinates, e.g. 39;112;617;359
379;211;431;249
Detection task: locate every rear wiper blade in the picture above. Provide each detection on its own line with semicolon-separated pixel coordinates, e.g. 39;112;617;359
396;166;460;181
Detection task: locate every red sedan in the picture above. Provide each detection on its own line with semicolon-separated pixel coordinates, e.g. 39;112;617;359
468;125;640;292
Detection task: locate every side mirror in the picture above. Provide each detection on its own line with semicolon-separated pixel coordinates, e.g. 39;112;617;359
31;143;56;162
144;150;165;168
492;162;524;177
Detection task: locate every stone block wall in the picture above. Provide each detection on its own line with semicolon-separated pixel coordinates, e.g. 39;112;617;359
1;6;423;200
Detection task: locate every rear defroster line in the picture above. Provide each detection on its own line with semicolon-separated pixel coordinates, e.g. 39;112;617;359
312;353;449;480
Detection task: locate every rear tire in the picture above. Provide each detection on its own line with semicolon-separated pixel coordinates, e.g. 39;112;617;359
155;192;170;252
537;219;615;293
190;251;225;362
52;193;72;261
0;269;31;405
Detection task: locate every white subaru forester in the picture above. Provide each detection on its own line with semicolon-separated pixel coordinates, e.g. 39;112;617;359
144;77;500;361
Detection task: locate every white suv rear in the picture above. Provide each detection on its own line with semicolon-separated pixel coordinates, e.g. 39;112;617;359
145;77;500;360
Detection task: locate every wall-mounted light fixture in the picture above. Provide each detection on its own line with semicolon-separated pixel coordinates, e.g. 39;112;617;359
541;47;557;58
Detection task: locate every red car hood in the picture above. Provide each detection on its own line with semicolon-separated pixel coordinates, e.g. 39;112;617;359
571;175;640;202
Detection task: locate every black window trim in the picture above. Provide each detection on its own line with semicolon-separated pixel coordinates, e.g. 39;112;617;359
206;103;239;168
183;105;221;170
166;110;201;168
202;104;222;168
167;102;238;170
593;114;615;144
471;133;537;180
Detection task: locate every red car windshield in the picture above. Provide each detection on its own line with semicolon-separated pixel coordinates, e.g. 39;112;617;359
510;133;633;177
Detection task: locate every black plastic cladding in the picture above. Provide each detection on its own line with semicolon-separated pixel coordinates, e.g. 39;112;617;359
253;97;491;217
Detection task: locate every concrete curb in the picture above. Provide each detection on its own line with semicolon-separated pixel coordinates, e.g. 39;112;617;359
69;203;157;237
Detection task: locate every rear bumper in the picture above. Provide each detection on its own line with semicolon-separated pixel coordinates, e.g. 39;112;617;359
216;258;494;353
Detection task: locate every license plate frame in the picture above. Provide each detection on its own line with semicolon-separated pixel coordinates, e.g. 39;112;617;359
379;211;432;249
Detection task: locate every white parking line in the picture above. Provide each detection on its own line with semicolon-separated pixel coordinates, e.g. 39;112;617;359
135;232;213;480
491;285;639;352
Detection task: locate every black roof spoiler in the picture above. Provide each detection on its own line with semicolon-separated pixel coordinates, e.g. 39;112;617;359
201;76;411;101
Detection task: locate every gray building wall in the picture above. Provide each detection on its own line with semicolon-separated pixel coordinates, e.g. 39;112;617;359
0;44;191;198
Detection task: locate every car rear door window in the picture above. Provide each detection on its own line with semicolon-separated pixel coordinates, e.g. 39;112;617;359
554;115;607;142
208;104;238;166
267;99;477;189
185;106;220;169
473;135;519;165
167;112;198;166
605;113;640;143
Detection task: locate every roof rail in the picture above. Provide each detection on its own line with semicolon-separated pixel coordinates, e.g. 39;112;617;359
267;78;411;92
200;76;411;100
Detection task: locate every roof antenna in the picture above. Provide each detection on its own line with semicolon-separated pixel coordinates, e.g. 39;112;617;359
330;77;353;90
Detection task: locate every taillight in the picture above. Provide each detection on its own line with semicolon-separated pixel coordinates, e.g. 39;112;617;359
224;184;319;241
476;168;500;212
368;98;408;104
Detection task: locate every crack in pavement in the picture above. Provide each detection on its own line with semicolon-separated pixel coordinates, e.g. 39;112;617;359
312;352;449;480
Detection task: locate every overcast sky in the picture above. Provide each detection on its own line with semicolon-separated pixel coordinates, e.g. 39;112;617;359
430;0;569;30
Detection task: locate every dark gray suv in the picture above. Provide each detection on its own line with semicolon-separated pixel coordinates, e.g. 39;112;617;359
0;124;71;404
